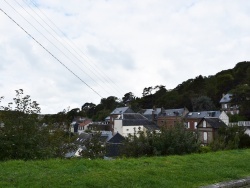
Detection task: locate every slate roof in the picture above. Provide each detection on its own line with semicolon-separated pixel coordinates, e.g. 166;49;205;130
106;133;125;157
158;108;186;117
122;119;155;126
107;132;125;143
185;111;221;119
110;107;134;115
198;118;227;129
122;113;148;120
100;135;109;142
75;133;91;144
122;113;150;126
220;93;233;103
121;113;159;130
142;108;162;121
143;108;162;115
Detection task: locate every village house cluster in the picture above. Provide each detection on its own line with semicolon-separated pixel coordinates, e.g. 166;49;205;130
69;93;250;158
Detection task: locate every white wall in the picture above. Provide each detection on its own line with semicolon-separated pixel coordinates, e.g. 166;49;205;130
114;119;123;135
122;125;143;137
219;111;229;125
245;129;250;136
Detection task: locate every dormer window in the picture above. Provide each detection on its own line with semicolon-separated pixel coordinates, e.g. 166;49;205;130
203;121;206;128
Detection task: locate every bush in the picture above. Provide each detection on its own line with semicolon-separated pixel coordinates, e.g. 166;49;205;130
209;125;248;151
199;146;211;153
0;89;75;160
120;124;200;157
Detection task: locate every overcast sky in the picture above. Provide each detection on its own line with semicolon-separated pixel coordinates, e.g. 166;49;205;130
0;0;250;114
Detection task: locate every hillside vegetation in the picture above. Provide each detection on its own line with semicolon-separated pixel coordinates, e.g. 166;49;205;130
77;61;250;121
1;149;250;188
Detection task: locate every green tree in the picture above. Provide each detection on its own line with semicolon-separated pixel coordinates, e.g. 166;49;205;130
142;87;153;97
81;102;96;118
209;125;246;151
216;74;234;95
80;132;106;159
231;84;250;120
0;89;43;160
0;89;76;160
191;96;216;111
122;92;135;104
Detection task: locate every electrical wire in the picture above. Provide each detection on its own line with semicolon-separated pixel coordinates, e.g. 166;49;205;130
25;0;126;96
0;7;103;98
15;0;118;96
5;0;111;96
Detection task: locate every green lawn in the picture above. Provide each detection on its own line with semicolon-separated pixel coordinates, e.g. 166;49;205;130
1;149;250;188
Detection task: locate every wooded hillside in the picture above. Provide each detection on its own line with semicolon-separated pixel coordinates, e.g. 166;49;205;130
78;61;250;121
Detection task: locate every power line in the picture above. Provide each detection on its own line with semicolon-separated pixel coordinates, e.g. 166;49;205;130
16;0;116;96
0;7;103;98
25;0;126;96
5;0;111;96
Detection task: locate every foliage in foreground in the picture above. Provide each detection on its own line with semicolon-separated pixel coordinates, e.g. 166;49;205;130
121;124;200;158
0;149;250;188
209;125;250;151
80;132;106;159
0;89;76;161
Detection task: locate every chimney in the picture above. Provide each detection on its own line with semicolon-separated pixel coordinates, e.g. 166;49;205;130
152;110;155;121
161;107;164;114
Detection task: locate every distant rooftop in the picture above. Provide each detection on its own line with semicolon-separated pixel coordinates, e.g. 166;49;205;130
159;108;186;117
143;108;162;115
201;118;227;128
220;93;233;103
185;111;221;119
110;107;134;115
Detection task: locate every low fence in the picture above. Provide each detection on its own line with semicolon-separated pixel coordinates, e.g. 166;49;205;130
229;121;250;127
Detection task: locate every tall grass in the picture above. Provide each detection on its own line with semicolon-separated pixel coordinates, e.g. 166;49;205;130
0;149;250;187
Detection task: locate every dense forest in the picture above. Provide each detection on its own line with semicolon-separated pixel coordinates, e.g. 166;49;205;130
76;61;250;121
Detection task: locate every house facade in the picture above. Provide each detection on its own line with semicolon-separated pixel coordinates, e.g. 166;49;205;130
113;113;159;137
78;119;92;133
220;93;239;115
197;118;227;145
184;110;229;131
157;108;189;128
70;117;92;134
110;107;135;133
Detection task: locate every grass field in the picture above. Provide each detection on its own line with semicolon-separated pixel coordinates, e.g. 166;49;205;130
1;149;250;188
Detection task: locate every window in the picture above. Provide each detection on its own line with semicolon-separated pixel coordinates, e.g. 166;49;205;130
194;122;197;129
203;132;208;143
203;121;206;128
187;122;190;129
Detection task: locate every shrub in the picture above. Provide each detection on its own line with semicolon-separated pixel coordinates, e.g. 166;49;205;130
120;124;200;157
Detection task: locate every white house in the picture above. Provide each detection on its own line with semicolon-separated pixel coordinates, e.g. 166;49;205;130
113;113;159;137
